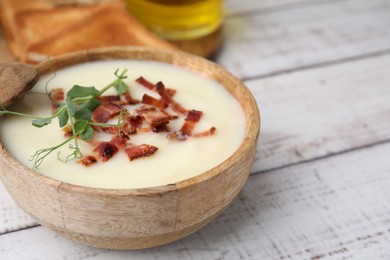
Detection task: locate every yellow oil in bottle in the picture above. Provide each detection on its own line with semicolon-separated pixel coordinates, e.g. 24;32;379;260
126;0;223;41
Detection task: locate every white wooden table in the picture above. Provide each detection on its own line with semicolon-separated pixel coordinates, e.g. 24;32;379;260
1;0;390;259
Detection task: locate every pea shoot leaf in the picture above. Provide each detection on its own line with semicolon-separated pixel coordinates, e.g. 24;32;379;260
115;80;128;94
66;96;77;117
74;120;88;133
79;125;94;141
75;108;92;121
79;98;101;112
57;104;69;127
67;85;99;99
32;118;52;127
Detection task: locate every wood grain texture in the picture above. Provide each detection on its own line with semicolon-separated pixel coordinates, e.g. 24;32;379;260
0;181;38;234
0;62;39;107
219;0;390;79
224;0;323;15
1;141;390;259
248;53;390;173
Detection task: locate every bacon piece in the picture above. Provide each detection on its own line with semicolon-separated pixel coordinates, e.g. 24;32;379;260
166;131;188;141
109;133;129;149
156;81;187;115
192;127;217;138
51;104;60;114
126;115;144;130
136;77;176;96
142;94;166;110
100;124;138;136
166;110;203;141
99;125;121;135
63;124;73;138
124;114;150;133
100;114;151;135
136;76;155;90
78;155;97;167
93;141;119;162
51;88;64;102
165;88;176;97
50;88;65;113
136;105;178;130
98;95;121;104
166;126;216;141
125;144;158;161
91;104;121;123
166;110;216;141
121;92;140;105
181;109;203;135
98;93;139;106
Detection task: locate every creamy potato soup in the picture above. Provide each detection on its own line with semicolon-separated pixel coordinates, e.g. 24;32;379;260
0;60;246;189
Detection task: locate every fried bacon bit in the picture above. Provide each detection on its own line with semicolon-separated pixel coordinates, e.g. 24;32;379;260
165;88;176;97
125;144;158;161
126;115;144;131
109;133;129;149
79;155;97;167
136;76;155;90
136;105;178;131
136;76;177;97
121;92;140;105
93;141;119;162
91;104;121;123
98;95;121;104
192;127;217;138
98;93;139;106
166;110;216;141
166;110;203;141
142;94;167;110
166;131;188;141
167;126;216;141
63;124;73;138
50;88;65;112
99;126;121;135
156;81;187;115
100;114;150;135
93;134;129;161
124;114;151;134
50;88;64;102
181;109;203;135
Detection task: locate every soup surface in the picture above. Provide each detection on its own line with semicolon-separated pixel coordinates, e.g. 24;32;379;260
0;60;246;189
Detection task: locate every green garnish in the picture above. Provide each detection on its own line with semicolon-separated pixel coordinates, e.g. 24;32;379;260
0;69;129;170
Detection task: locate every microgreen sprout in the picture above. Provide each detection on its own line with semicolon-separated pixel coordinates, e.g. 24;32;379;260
0;68;130;170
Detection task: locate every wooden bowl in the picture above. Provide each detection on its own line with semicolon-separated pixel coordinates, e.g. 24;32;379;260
0;46;260;250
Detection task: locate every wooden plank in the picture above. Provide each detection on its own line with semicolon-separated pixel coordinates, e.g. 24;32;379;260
219;0;390;79
1;142;390;259
248;53;390;173
0;182;38;234
224;0;320;15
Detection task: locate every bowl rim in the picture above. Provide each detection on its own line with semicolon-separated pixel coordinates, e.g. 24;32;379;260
0;46;260;195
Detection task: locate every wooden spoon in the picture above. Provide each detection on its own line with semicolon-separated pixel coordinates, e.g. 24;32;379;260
0;62;39;108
